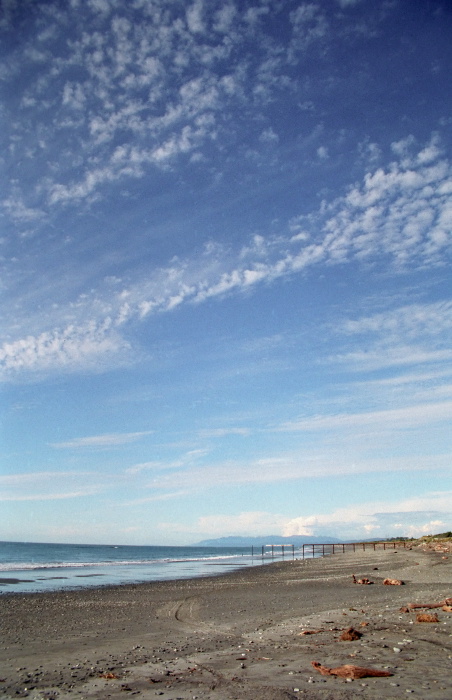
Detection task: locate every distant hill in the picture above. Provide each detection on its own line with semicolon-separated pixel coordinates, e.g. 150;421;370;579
195;535;343;547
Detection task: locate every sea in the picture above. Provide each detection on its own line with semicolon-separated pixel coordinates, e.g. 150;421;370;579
0;541;298;595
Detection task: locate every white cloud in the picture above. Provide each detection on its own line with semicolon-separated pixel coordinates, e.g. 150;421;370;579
213;4;236;34
186;0;205;33
2;194;45;224
340;301;452;338
0;471;103;501
87;0;111;14
159;492;452;541
333;346;452;372
259;127;279;143
143;453;450;493
392;520;447;538
62;81;86;109
337;0;362;7
0;0;336;222
289;3;329;57
185;511;288;536
0;321;129;380
283;492;452;539
123;489;194;505
51;431;153;449
353;368;452;389
199;427;250;438
332;301;452;374
2;136;451;382
125;460;185;476
0;490;98;502
280;400;452;433
125;448;208;475
0;471;92;486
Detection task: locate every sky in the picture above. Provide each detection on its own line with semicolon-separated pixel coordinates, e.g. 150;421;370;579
1;0;451;546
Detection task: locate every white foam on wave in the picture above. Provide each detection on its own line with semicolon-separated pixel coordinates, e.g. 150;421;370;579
0;553;246;572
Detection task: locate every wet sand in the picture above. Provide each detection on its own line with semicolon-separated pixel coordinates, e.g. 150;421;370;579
1;547;451;699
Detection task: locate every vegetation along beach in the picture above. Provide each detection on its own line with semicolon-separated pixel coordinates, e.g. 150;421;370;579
1;538;451;700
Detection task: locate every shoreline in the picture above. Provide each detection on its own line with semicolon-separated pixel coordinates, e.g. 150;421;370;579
0;547;294;596
1;547;451;699
0;542;411;597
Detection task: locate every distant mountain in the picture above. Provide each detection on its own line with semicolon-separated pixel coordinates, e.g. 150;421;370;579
195;535;343;547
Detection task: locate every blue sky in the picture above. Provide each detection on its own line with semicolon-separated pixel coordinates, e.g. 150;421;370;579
1;0;451;545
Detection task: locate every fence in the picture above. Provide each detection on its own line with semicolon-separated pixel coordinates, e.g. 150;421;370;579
251;541;408;559
300;541;407;558
252;544;296;558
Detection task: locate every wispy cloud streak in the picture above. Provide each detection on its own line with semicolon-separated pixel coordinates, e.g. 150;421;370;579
2;138;451;381
279;400;452;432
0;471;104;502
51;431;153;449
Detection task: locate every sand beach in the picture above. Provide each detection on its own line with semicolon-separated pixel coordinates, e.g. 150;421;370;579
1;545;451;700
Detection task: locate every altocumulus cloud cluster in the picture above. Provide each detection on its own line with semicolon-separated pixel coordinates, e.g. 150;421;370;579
1;0;451;544
2;136;451;376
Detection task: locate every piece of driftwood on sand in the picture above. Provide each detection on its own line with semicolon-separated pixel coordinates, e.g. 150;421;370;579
311;661;392;678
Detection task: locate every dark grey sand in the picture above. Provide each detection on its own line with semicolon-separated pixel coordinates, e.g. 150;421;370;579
1;547;451;699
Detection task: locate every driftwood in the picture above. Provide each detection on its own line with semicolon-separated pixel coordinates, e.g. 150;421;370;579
383;578;404;585
416;613;439;623
299;629;322;635
311;661;392;679
340;627;362;641
352;574;373;585
401;597;452;611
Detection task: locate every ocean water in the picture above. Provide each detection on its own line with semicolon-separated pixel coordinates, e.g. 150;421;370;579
0;541;297;595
